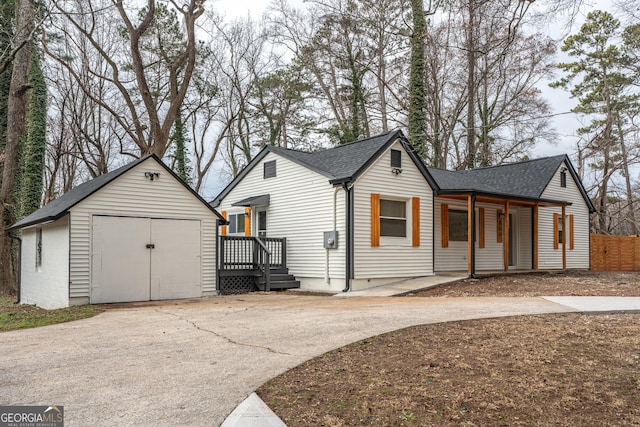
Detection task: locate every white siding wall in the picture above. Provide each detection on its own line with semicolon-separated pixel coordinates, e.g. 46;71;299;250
20;218;70;309
217;153;346;292
539;161;591;269
352;141;433;288
434;199;533;271
476;203;506;271
517;207;533;269
69;158;217;302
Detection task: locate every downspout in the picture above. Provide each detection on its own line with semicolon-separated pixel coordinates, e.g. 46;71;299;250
470;194;477;278
11;235;22;304
342;183;354;292
215;219;221;293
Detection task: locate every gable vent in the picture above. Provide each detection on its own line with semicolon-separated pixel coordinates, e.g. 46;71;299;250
264;160;276;179
391;149;402;168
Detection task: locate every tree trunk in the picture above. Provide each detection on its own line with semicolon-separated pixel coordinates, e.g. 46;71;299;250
616;114;637;234
0;0;33;294
465;0;476;169
408;0;427;158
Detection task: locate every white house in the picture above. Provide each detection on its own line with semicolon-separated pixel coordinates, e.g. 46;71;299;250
9;155;225;309
213;129;595;293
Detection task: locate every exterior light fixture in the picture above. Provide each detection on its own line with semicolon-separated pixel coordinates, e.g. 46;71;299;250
392;167;403;175
144;172;160;181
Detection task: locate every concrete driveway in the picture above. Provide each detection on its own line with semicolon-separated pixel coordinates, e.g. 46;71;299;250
0;294;615;426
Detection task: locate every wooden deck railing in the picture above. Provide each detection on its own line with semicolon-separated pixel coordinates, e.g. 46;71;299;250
219;236;287;291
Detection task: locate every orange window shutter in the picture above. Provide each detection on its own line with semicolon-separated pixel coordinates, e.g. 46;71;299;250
412;197;420;247
496;209;503;243
553;213;559;250
221;211;227;236
441;203;449;248
371;194;380;247
479;208;485;249
244;208;251;236
569;214;575;250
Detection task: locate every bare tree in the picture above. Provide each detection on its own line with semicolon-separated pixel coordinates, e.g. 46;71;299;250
45;0;205;158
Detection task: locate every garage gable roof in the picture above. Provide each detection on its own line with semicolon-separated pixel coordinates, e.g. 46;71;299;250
9;155;224;231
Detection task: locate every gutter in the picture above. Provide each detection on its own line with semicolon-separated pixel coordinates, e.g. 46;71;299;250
10;235;21;304
342;183;354;292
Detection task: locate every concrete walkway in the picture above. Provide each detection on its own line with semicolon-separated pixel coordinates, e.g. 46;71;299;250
334;273;468;297
1;295;639;427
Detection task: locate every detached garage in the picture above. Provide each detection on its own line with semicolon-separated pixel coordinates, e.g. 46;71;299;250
9;155;225;309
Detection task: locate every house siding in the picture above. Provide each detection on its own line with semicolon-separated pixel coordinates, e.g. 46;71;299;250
539;161;591;269
68;158;217;302
20;218;70;309
217;152;346;292
353;141;434;287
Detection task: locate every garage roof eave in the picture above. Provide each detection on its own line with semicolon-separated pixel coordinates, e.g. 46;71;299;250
6;213;69;232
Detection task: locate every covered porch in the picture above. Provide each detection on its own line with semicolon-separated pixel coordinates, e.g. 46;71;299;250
435;192;571;277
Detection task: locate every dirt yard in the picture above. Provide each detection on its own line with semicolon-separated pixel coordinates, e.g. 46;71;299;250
410;270;640;297
259;272;640;426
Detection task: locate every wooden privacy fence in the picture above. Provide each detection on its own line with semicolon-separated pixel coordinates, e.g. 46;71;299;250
590;234;640;271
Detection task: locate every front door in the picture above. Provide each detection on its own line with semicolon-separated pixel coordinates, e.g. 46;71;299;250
256;208;267;238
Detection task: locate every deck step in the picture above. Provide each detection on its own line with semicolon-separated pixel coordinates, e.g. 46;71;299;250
257;280;301;291
258;274;296;283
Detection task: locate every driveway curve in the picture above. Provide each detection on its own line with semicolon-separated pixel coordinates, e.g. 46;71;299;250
0;294;608;426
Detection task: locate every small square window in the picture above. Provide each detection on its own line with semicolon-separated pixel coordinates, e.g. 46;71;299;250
228;213;245;234
448;210;468;241
558;215;564;244
391;149;402;168
380;199;406;237
35;228;42;268
560;170;567;188
264;160;276;179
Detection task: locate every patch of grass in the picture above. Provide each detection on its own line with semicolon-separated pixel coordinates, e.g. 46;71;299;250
259;313;640;426
0;297;103;332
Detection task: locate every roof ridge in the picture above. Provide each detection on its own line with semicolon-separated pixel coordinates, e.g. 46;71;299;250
460;154;567;172
272;129;400;156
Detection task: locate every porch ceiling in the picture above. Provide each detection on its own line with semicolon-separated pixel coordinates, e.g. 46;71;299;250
436;193;569;208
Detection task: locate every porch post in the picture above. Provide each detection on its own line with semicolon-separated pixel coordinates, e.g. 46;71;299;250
468;194;476;277
562;205;566;269
504;201;510;271
533;203;539;270
467;196;471;274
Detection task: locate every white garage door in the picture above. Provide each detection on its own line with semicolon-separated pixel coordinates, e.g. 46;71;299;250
91;216;201;304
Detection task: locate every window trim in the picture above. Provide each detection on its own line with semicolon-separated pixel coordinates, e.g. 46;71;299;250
560;170;567;188
379;198;407;238
227;212;247;235
448;209;469;242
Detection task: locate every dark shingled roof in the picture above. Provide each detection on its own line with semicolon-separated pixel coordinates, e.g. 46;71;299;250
211;129;436;206
428;155;567;199
10;155;224;231
211;129;594;212
269;130;402;181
